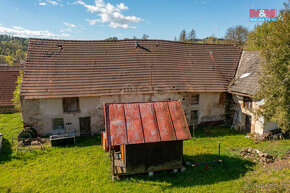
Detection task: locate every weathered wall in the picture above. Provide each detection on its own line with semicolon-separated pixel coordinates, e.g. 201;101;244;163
22;92;225;136
232;94;277;135
125;140;183;175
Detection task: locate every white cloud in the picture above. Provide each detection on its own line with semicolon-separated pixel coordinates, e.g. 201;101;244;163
64;22;77;28
62;22;79;32
214;26;219;30
0;25;70;38
86;19;100;26
46;0;58;6
38;0;61;6
117;3;128;11
77;0;143;29
12;26;24;30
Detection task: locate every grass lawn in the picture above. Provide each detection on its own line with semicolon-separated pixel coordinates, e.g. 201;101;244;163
0;113;289;193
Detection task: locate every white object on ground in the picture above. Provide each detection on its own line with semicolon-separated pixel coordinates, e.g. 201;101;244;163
148;171;154;177
181;167;186;172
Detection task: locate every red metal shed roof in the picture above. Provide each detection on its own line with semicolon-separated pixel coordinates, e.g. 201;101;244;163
104;100;191;146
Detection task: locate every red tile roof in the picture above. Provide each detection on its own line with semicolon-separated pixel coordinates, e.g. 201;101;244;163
21;39;242;99
0;66;22;106
104;101;191;146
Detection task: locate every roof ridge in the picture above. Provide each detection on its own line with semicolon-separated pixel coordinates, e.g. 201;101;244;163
28;38;241;48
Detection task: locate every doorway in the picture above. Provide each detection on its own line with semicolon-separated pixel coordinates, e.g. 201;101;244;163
245;115;251;133
79;117;91;136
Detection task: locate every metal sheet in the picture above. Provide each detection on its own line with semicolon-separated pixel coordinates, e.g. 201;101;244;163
153;102;176;141
108;104;128;146
124;103;144;144
139;103;160;143
168;101;191;140
105;101;191;146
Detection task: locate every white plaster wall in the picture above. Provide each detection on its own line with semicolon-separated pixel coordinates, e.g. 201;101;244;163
22;92;226;136
232;94;278;135
199;93;225;123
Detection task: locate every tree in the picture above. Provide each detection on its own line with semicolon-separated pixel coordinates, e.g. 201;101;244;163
0;55;7;64
204;35;219;44
6;56;14;65
179;29;187;42
13;71;23;111
15;49;26;62
245;3;289;131
0;35;28;65
187;29;196;42
105;37;118;40
142;34;149;39
224;25;248;46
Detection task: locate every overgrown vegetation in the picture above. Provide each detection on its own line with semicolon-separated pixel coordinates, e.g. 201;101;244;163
0;113;289;192
246;3;290;132
12;71;23;111
0;35;27;65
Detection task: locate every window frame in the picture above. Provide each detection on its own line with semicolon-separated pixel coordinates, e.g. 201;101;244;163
63;97;80;113
190;94;199;105
243;96;253;109
52;118;65;130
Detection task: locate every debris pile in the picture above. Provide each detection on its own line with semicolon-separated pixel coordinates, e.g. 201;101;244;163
240;147;276;164
253;129;289;142
17;138;47;147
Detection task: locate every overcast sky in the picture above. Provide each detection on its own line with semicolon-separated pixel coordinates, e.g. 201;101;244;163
0;0;286;40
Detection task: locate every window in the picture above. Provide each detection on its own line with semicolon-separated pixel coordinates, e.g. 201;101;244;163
191;110;198;123
191;94;199;105
63;97;79;112
53;118;64;130
243;97;252;109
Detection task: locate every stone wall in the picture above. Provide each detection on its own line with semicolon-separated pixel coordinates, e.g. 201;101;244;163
22;92;225;136
232;94;278;135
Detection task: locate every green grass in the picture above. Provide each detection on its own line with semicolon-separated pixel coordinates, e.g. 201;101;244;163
0;113;289;193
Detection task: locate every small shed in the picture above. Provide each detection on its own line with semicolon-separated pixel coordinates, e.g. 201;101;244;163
104;100;191;176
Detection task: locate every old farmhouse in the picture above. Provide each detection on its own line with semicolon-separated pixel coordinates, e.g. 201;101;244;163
21;39;245;136
228;51;278;134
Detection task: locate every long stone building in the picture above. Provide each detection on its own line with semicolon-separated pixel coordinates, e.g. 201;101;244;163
21;39;244;136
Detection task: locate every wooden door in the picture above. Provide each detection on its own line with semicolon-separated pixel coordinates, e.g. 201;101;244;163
79;117;91;136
